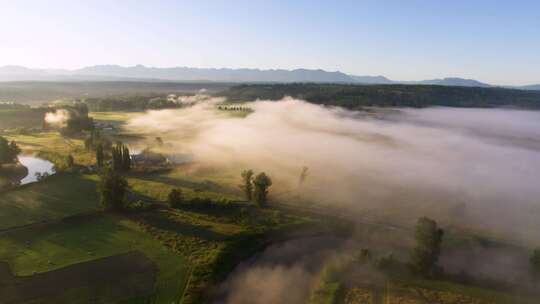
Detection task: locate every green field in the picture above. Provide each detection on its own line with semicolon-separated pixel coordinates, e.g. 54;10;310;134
0;214;191;303
0;174;99;230
90;111;144;126
0;121;314;303
0;108;48;129
127;166;242;203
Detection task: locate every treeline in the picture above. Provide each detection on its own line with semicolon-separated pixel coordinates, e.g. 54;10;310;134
83;95;180;111
220;83;540;109
0;81;233;104
0;103;94;131
45;103;94;135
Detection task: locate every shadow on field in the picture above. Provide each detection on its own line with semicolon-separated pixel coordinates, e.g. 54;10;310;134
134;211;228;241
0;251;157;304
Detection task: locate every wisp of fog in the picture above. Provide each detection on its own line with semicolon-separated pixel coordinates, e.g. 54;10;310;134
44;109;71;127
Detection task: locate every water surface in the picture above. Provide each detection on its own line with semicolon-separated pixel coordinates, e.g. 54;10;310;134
18;156;56;185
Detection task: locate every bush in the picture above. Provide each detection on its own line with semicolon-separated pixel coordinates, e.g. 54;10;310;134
167;188;184;208
98;166;128;212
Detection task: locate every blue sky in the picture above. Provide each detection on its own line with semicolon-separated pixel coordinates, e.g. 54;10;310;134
1;0;539;85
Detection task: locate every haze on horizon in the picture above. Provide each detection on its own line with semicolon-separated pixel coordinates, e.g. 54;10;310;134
1;0;539;86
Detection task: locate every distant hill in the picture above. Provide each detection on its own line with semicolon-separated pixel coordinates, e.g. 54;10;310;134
0;65;535;90
350;75;393;84
0;65;356;83
414;77;491;87
351;76;491;87
521;84;540;91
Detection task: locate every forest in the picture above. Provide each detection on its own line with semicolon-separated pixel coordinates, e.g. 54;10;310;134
221;83;540;109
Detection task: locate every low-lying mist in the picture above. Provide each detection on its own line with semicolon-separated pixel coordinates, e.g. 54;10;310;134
44;109;71;127
212;237;348;304
126;98;540;245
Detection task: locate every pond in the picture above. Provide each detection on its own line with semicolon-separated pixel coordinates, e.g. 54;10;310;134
18;155;56;185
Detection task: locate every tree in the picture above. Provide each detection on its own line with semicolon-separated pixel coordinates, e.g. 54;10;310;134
111;142;131;172
122;145;131;171
299;166;309;185
410;217;444;277
98;166;128;212
66;154;74;168
253;172;272;207
240;169;254;201
167;188;183;208
96;143;104;168
531;248;540;283
0;136;21;164
357;248;372;265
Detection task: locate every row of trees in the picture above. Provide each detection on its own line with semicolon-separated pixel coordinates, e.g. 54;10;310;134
97;140;131;211
84;95;180;112
223;83;540;109
111;142;131;172
0;136;21;165
240;169;272;207
92;139;131;172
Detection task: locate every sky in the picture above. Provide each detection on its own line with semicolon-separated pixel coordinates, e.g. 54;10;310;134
0;0;539;85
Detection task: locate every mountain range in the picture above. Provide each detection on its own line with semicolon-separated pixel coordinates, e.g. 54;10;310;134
0;65;537;90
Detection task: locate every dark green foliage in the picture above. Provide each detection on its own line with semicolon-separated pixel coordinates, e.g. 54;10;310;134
252;172;272;207
240;169;254;201
111;142;131;172
0;82;231;105
356;248;372;265
410;217;444;277
96;143;104;168
531;248;540;283
98;166;128;212
84;95;180;111
222;83;540;109
66;154;74;168
56;104;94;136
122;145;131;171
167;188;183;208
0;136;21;164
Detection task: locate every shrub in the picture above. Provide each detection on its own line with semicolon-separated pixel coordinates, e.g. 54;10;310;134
167;188;184;208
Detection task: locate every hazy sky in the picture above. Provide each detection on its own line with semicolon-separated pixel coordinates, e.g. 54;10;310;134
1;0;539;85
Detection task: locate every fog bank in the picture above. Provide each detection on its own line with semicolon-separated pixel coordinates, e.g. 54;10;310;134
127;99;540;244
